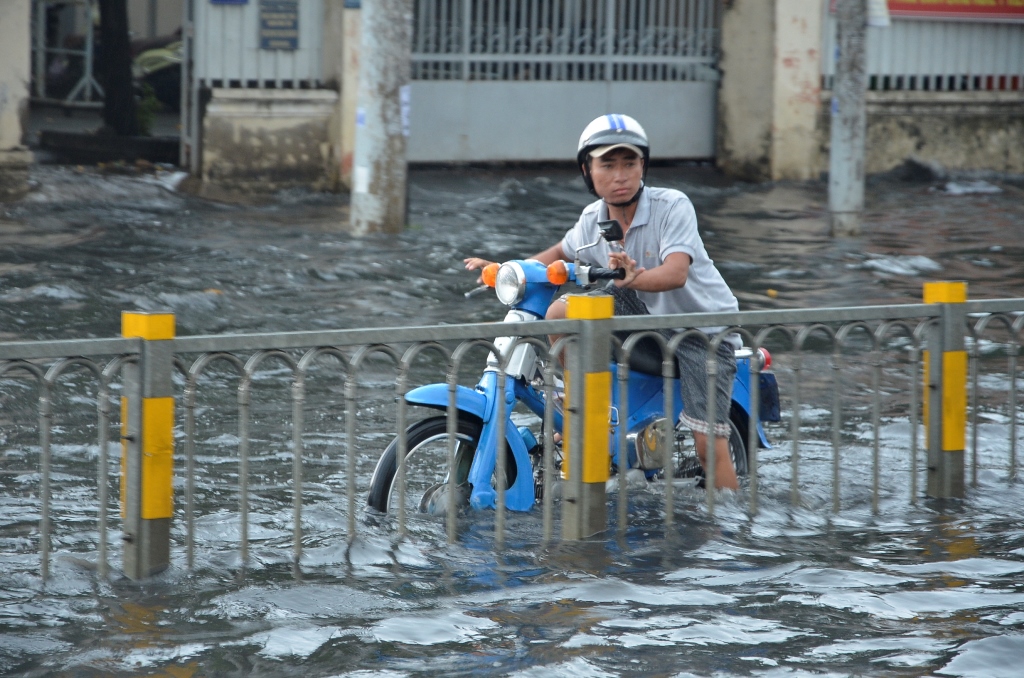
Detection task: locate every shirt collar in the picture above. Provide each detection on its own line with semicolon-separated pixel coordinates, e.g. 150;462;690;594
600;186;650;230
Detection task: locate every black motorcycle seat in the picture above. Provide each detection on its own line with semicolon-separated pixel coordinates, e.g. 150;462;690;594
615;332;680;378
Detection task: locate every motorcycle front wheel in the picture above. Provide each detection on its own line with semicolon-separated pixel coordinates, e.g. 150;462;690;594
366;415;482;514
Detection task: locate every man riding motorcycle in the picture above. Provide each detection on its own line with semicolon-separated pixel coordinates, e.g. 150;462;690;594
465;114;742;490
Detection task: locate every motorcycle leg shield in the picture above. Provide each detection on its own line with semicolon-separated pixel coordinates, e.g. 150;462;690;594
467;420;536;511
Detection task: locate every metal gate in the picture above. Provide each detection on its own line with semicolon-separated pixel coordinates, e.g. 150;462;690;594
821;15;1024;92
408;0;722;161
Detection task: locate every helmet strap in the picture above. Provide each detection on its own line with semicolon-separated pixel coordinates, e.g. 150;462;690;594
606;182;644;209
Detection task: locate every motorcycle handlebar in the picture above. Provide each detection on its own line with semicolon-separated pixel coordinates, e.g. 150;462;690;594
589;267;627;280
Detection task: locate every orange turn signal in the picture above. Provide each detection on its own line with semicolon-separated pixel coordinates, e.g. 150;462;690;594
481;263;499;288
546;261;569;286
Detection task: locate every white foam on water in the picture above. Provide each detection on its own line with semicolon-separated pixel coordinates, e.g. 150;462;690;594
247;624;342;659
782;589;1024;621
781;566;914;589
860;254;943;276
120;642;209;669
663;562;804;586
370;609;499;645
209;583;405;621
938;634;1024;678
881;557;1024;578
566;578;735;606
640;613;805;647
806;635;952;659
562;632;608;648
508;656;618;677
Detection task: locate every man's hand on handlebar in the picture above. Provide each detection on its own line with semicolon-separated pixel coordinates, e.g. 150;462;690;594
464;257;496;284
608;251;643;288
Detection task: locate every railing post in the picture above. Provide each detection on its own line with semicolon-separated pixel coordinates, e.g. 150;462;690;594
120;312;176;579
923;282;967;500
562;295;613;540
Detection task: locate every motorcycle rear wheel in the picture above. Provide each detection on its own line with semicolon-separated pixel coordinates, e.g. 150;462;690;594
366;416;482;514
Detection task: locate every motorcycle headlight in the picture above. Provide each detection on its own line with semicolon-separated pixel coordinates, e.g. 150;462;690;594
494;262;526;306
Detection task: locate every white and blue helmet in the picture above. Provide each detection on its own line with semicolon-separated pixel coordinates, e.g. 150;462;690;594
576;114;650;195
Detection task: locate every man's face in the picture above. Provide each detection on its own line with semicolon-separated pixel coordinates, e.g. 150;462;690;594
587;149;643;204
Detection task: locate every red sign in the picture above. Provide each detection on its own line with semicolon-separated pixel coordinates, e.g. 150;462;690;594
887;0;1024;21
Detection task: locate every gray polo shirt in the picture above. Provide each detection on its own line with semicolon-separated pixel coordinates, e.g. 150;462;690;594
561;186;738;333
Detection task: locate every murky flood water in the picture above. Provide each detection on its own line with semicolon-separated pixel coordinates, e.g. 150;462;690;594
1;164;1023;677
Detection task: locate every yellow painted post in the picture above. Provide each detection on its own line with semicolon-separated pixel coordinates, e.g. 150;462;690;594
562;295;613;540
121;312;175;579
923;282;967;499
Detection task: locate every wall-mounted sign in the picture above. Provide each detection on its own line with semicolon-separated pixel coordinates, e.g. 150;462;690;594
211;0;249;5
888;0;1024;22
260;0;299;50
832;0;1024;22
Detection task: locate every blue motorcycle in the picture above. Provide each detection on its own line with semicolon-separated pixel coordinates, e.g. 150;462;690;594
367;227;781;514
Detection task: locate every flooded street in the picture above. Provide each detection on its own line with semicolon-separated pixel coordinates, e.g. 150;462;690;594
1;163;1024;677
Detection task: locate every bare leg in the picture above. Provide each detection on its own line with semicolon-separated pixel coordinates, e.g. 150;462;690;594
545;298;567;353
692;431;739;490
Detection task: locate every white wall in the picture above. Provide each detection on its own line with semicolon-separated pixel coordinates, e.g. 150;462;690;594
128;0;185;39
406;81;717;162
0;0;30;152
0;0;31;199
717;0;823;182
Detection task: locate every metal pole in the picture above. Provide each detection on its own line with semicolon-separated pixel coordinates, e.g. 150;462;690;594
562;296;612;540
871;353;881;514
831;349;842;513
238;378;251;567
148;0;158;38
180;0;193;168
291;374;305;575
120;312;175;580
39;382;52;581
349;0;413;234
345;377;358;541
495;371;507;549
617;358;630;536
97;381;111;579
704;352;718;517
34;0;47;99
924;282;967;499
828;0;868;236
396;369;408;538
790;352;803;507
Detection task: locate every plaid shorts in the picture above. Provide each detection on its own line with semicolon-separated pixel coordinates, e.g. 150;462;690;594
560;284;736;438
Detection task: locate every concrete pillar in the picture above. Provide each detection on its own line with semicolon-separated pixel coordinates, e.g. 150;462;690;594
349;0;412;234
323;0;345;191
0;0;32;201
327;1;363;190
717;0;823;182
771;0;825;181
828;0;868;236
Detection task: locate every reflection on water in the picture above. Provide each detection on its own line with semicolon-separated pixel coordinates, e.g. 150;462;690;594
1;164;1023;676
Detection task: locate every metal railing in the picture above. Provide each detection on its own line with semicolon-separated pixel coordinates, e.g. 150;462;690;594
2;297;1022;581
412;0;721;81
822;15;1024;92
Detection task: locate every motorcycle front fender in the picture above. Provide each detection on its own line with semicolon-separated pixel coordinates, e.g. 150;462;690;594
404;380;535;511
467;419;535;512
404;383;488;422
